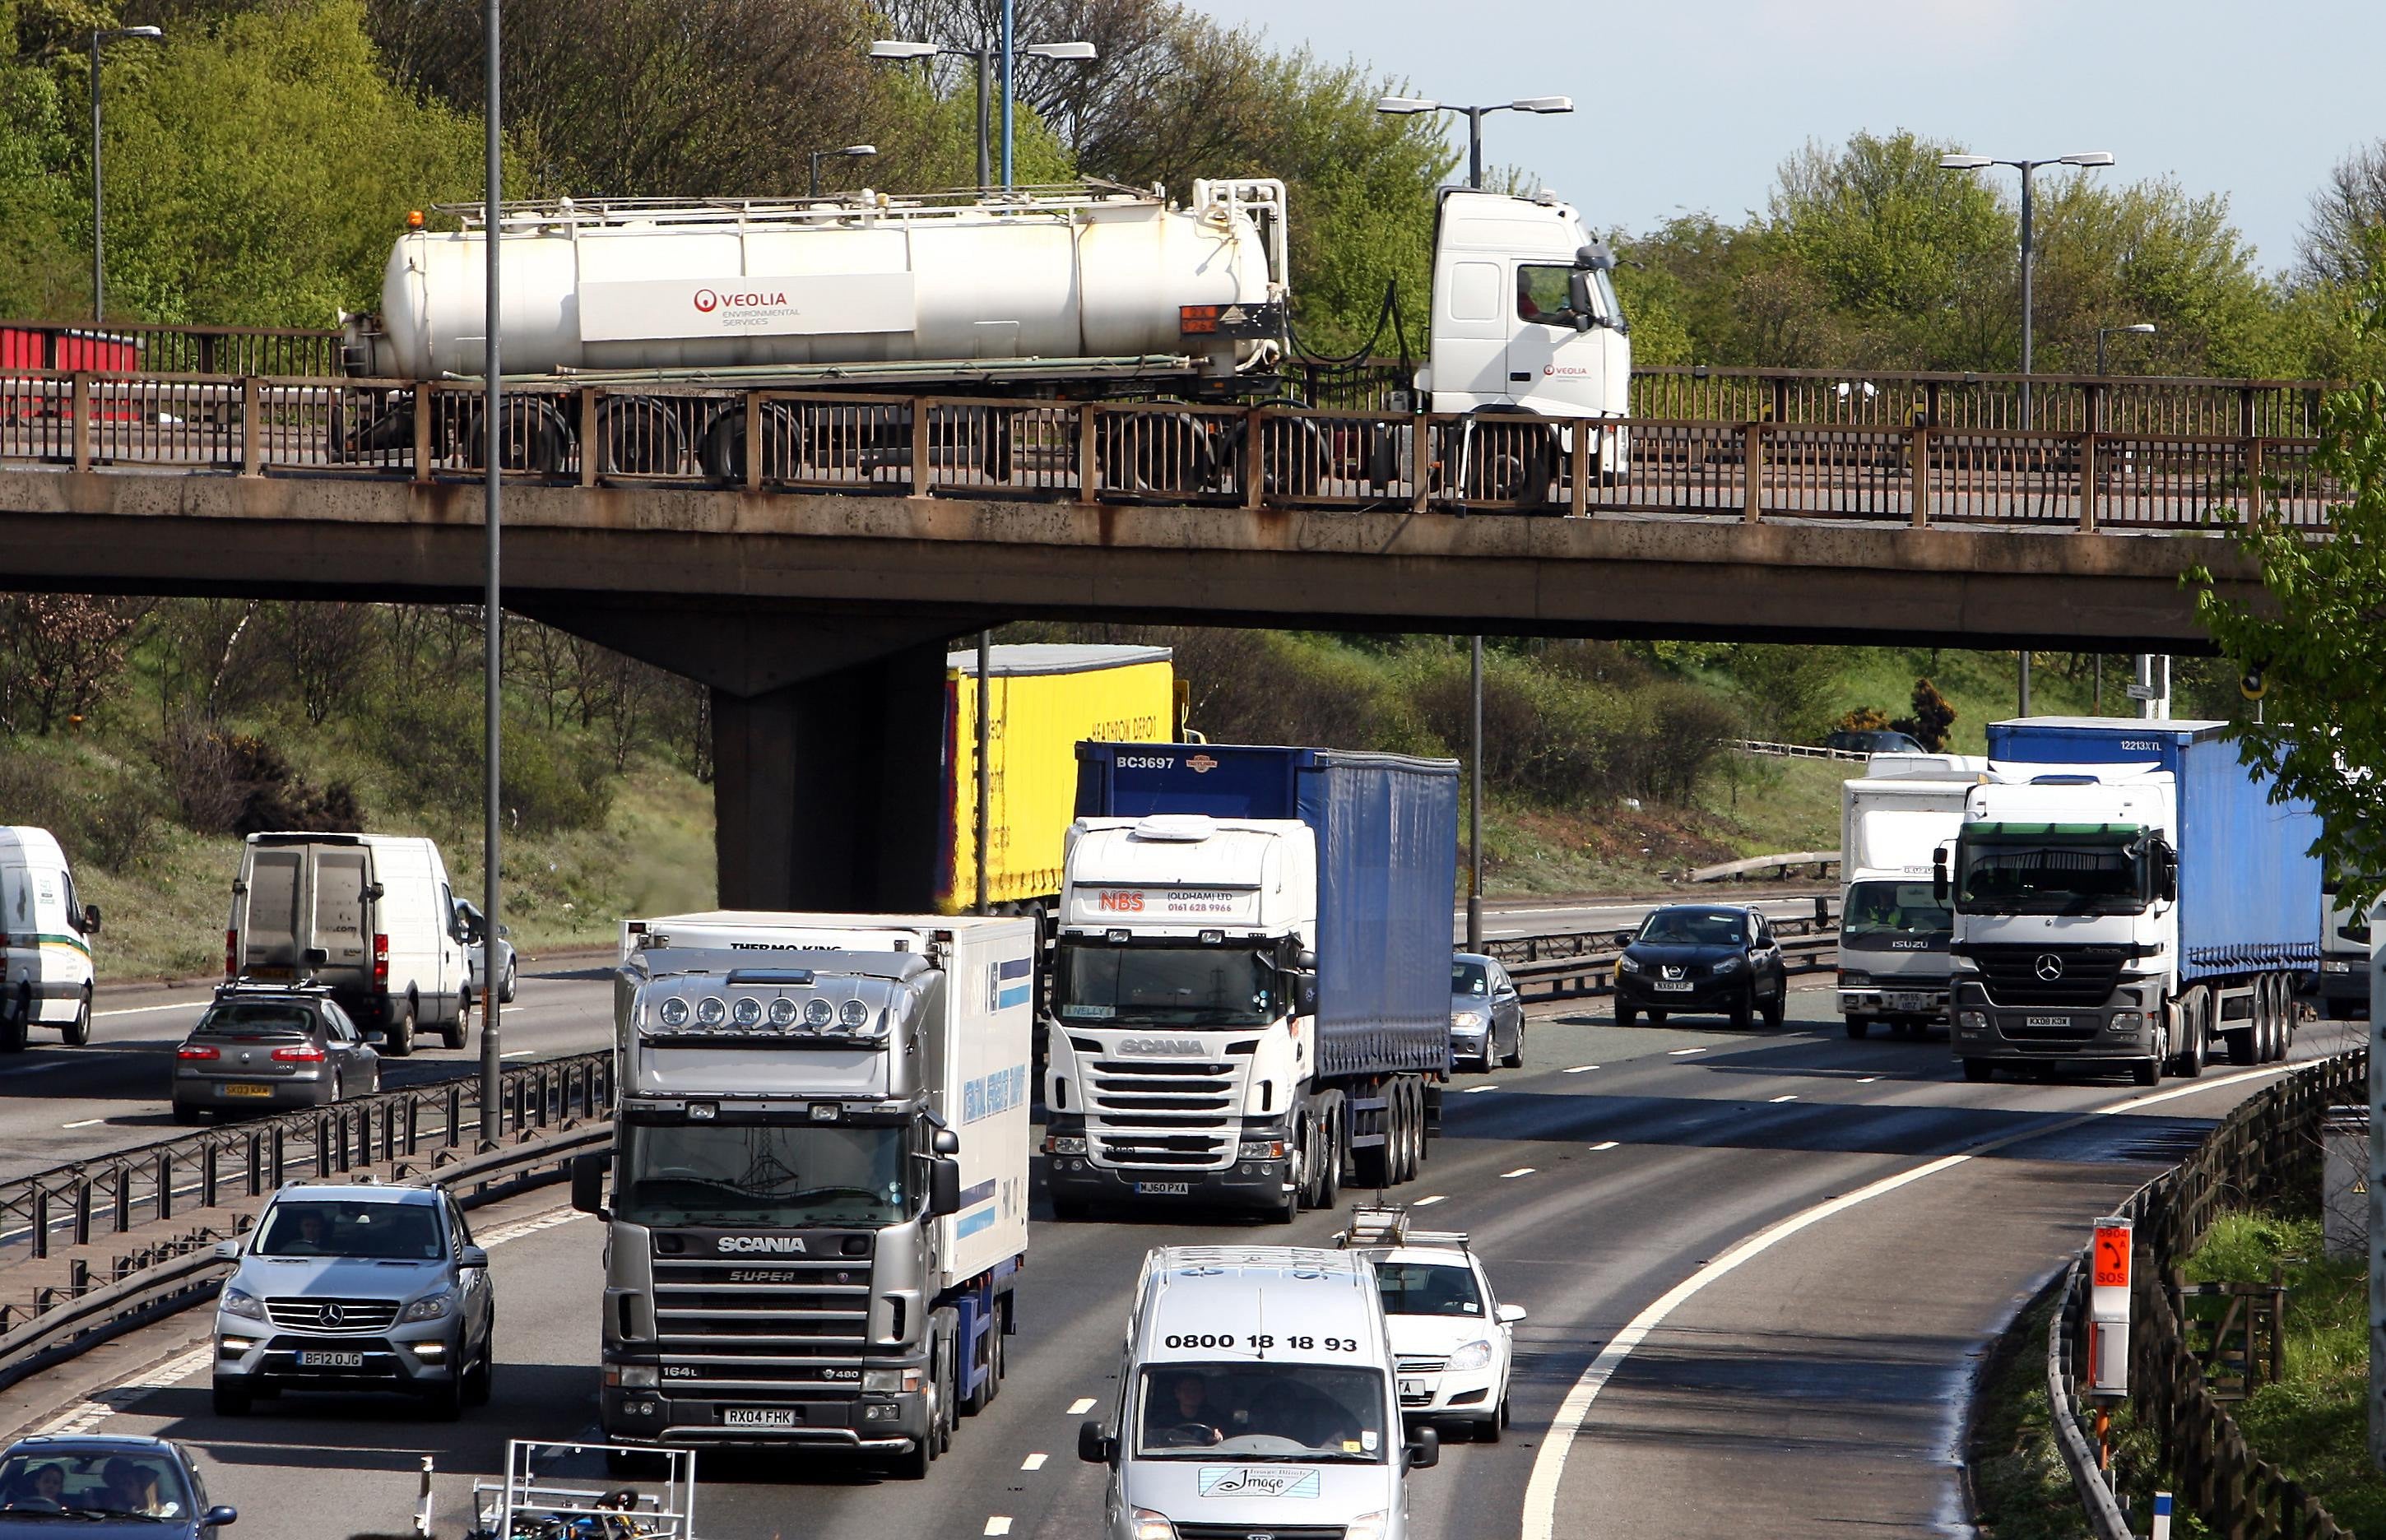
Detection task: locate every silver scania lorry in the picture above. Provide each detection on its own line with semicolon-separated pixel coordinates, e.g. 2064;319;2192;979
573;911;1034;1477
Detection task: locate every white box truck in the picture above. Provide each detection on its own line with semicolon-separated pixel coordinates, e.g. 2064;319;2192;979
581;911;1034;1479
0;825;100;1051
1837;759;1990;1040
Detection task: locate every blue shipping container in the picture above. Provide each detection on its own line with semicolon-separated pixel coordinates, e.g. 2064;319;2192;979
1075;743;1460;1079
1986;717;2323;979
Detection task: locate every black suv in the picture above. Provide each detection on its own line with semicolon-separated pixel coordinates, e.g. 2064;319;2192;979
172;983;380;1124
1614;904;1790;1030
1826;729;1928;755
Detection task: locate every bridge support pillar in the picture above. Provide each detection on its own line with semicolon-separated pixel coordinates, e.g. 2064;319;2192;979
711;642;949;912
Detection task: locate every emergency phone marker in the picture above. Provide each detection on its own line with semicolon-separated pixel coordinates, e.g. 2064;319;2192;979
2087;1215;2133;1470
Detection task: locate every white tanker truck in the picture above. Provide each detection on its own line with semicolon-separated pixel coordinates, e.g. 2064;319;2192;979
340;178;1631;496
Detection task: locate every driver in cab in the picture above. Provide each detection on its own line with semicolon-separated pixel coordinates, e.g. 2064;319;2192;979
1145;1373;1225;1447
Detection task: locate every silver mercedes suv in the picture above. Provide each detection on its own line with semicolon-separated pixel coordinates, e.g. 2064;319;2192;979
210;1181;494;1419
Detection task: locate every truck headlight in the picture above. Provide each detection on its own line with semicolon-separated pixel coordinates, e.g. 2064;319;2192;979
2325;960;2356;973
401;1292;453;1322
865;1368;921;1394
1237;1139;1286;1160
1616;955;1642;975
610;1364;659;1389
2109;1011;2144;1034
1047;1135;1087;1156
1958;1011;1989;1033
1447;1338;1492;1371
219;1287;266;1320
1839;972;1873;988
1128;1510;1178;1540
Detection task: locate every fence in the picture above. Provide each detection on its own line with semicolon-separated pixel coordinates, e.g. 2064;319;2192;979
0;320;341;378
0;1051;612;1390
2049;1049;2367;1539
1483;897;1838;1001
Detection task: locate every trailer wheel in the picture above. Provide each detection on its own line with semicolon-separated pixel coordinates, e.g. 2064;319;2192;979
2224;988;2259;1065
596;395;692;476
1351;1088;1390;1190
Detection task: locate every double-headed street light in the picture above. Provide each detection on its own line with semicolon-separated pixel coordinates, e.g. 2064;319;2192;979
89;25;164;324
1373;95;1572;192
870;38;1095;189
809;143;877;197
1937;150;2115;407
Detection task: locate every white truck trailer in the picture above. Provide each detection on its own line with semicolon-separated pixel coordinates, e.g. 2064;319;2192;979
577;911;1034;1479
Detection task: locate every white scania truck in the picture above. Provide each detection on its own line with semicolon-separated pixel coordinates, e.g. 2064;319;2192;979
1837;758;1990;1041
576;911;1033;1479
342;181;1631;493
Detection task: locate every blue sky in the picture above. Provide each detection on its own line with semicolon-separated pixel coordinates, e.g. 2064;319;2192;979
1184;0;2380;276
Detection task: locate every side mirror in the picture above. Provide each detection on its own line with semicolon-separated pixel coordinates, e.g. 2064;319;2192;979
81;903;101;935
1573;311;1595;332
1078;1417;1117;1465
203;1506;238;1529
365;883;386;901
1613;931;1635;949
570;1153;610;1218
1404;1426;1440;1472
1497;1302;1528;1324
458;1245;490;1269
1294;948;1318;971
211;1238;242;1262
931;1127;961;1157
1295;976;1321;1017
1932;848;1950;905
929;1157;963;1217
2156;845;2179;904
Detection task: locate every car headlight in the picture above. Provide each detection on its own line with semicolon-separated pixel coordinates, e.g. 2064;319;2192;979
1712;954;1744;973
401;1292;453;1322
1453;1009;1488;1030
1346;1513;1390;1540
1128;1509;1177;1540
219;1286;266;1320
1447;1338;1493;1371
1617;955;1642;975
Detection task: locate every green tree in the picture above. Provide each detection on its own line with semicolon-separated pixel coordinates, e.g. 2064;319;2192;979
2028;174;2285;377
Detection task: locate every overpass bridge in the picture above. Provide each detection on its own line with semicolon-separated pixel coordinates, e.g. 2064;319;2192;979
0;337;2334;908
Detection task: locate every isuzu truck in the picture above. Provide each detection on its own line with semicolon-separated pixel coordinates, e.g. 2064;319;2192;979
576;911;1034;1478
1042;744;1460;1222
1943;719;2323;1084
1837;758;1990;1040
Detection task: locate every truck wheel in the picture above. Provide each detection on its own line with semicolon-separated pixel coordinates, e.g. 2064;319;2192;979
1352;1096;1390;1190
1049;1195;1091;1222
2267;975;2292;1062
2133;1056;2161;1088
63;986;91;1047
1961;1059;1994;1083
2169;996;2206;1079
1398;1081;1422;1182
2224;994;2258;1065
1845;1016;1873;1040
385;995;416;1057
1318;1100;1342;1208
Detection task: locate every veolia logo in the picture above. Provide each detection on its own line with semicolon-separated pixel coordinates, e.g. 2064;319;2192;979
693;289;719;313
693;287;790;313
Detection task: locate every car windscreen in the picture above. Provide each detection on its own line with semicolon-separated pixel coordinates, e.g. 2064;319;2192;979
195;1002;315;1037
1451;961;1488;997
1134;1362;1389;1462
1376;1260;1485;1318
0;1450;193;1519
253;1198;445;1260
1637;910;1745;946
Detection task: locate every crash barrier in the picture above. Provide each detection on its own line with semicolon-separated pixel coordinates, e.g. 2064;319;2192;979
1731;740;1869;762
0;1051;613;1391
2048;1048;2365;1540
1684;850;1838;884
1483;896;1838;1003
0;369;2343;531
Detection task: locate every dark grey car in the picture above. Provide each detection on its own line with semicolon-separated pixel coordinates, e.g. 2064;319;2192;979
172;985;380;1123
0;1433;235;1540
1451;953;1524;1069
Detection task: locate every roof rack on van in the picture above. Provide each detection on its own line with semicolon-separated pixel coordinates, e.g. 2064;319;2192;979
1335;1204;1469;1250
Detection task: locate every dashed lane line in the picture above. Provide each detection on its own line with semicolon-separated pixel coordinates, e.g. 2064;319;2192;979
1562;1065;1600;1074
1021;1453;1047;1472
1666;1047;1704;1056
1769;1095;1798;1104
985;1519;1014;1536
1499;1168;1535;1180
1413;1195;1447;1207
1463;1085;1497;1094
1067;1398;1098;1415
62;1119;104;1129
1587;1141;1619;1152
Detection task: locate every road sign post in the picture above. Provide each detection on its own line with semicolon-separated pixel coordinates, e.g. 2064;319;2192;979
2088;1215;2132;1399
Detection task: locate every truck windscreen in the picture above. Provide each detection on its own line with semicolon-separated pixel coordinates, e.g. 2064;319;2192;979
1056;945;1278;1026
1841;881;1952;942
1955;837;2147;916
616;1123;908;1227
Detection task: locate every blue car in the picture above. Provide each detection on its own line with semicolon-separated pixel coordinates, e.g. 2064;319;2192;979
0;1435;234;1540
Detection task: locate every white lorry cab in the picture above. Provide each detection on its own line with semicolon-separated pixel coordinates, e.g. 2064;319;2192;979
228;833;470;1056
1081;1245;1436;1540
0;826;100;1051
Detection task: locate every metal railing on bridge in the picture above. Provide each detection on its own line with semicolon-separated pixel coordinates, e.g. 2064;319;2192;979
0;367;2342;532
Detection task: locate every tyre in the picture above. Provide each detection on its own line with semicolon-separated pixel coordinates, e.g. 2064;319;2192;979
1646;1011;1667;1026
1049;1196;1092;1222
2171;1009;2205;1078
329;1072;345;1106
172;1102;203;1125
1845;1016;1873;1040
424;1373;462;1422
894;1432;932;1481
1729;988;1754;1032
445;990;470;1052
2132;1055;2161;1088
63;986;91;1047
603;1448;656;1478
1352;1096;1391;1189
1499;1024;1524;1069
0;986;26;1054
1961;1059;1995;1083
384;995;416;1058
466;1335;494;1407
1477;1409;1503;1444
1762;987;1786;1031
500;960;518;1005
2224;1005;2258;1065
1616;1003;1637;1028
1317;1106;1342;1208
211;1380;251;1417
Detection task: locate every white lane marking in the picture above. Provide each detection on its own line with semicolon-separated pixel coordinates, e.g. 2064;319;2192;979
1858;1076;1882;1084
1067;1397;1098;1415
985;1519;1013;1536
62;1118;104;1129
501;1050;536;1060
1463;1085;1497;1094
1563;1065;1600;1074
1413;1195;1447;1207
1020;1453;1047;1472
1587;1141;1619;1152
1518;1060;2299;1540
1499;1167;1535;1180
1667;1047;1704;1056
1769;1095;1798;1104
95;1000;205;1018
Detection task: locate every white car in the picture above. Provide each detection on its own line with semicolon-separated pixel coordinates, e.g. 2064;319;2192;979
453;898;516;1005
1374;1243;1525;1440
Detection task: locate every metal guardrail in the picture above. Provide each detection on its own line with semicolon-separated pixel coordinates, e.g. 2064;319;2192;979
1483;897;1839;1002
2048;1049;2365;1539
0;1051;612;1390
1686;851;1839;884
0;369;2343;531
1732;740;1869;762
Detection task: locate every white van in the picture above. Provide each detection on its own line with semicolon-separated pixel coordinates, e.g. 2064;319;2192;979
0;826;100;1052
228;833;470;1055
1081;1246;1436;1540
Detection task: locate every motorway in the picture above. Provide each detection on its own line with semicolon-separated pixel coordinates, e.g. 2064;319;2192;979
1;976;2347;1540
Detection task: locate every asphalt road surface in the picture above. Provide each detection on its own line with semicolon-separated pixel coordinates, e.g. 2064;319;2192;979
3;981;2347;1540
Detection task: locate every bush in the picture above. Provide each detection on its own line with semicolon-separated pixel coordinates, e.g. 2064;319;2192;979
1834;704;1892;734
1892;676;1957;752
157;720;364;836
371;698;611;834
0;744;166;872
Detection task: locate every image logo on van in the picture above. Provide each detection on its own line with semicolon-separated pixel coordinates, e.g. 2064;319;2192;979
1198;1468;1321;1500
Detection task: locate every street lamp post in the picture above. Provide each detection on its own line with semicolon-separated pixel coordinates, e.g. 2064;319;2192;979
809;144;877;197
88;25;163;325
870;39;1093;190
478;0;504;1145
2096;322;2156;378
1373;90;1571;952
1938;150;2114;420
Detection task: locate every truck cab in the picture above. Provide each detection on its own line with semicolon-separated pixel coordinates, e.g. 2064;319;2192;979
2317;885;2370;1018
1080;1245;1435;1540
1837;761;1990;1040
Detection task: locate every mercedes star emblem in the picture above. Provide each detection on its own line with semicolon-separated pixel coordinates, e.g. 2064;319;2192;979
321;1302;345;1327
2035;953;2064;981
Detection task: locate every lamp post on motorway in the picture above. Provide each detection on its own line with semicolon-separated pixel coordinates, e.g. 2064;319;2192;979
88;25;163;325
2096;322;2156;378
870;38;1094;190
479;0;504;1146
1937;150;2114;420
2094;322;2159;721
808;143;877;197
1373;93;1568;950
